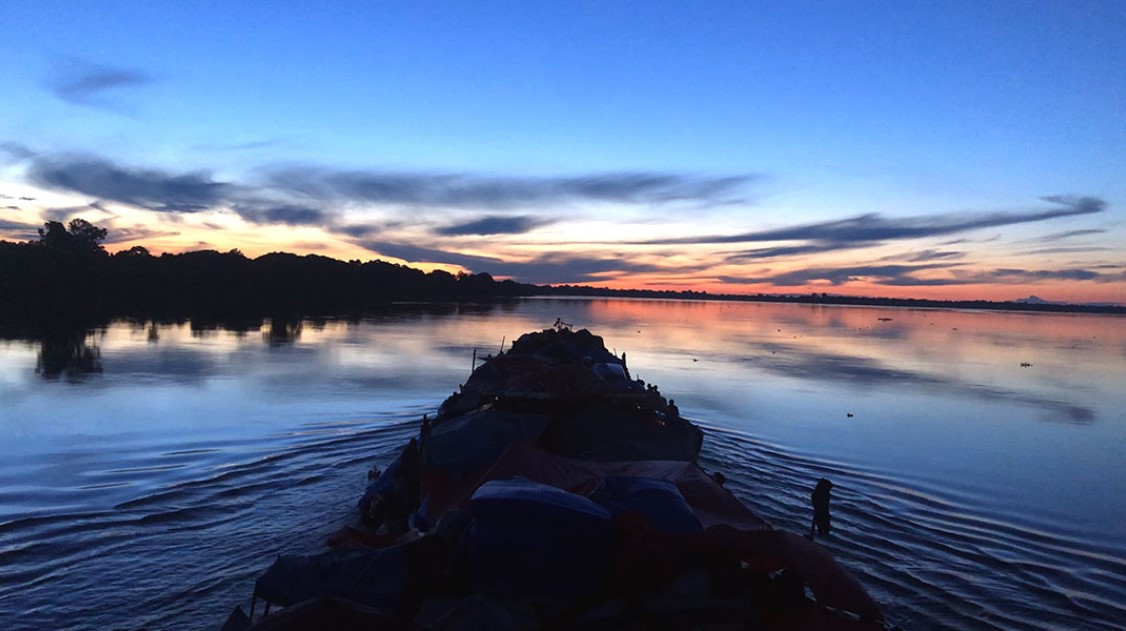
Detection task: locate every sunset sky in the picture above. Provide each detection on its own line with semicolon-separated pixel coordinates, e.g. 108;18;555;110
1;1;1123;304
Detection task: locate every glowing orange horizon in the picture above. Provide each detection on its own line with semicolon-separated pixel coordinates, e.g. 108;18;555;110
564;272;1124;305
0;197;1112;309
97;239;1123;305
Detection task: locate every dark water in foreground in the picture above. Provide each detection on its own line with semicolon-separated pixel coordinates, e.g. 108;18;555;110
1;298;1124;630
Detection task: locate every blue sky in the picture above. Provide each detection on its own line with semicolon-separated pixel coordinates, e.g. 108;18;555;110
1;1;1124;302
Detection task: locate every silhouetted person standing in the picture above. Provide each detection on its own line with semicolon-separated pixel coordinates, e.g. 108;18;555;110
810;478;833;538
398;438;420;508
419;414;432;450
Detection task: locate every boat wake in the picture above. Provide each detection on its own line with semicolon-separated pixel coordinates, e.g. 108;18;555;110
697;425;1126;631
0;414;421;631
2;415;1123;630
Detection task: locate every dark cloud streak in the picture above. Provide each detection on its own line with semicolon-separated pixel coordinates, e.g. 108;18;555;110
1019;246;1112;256
269;168;752;209
643;196;1105;247
233;204;327;226
353;240;675;285
435;215;552;236
0;218;42;241
906;249;964;262
12;150;1118;293
46;59;154;108
724;263;1121;288
1036;228;1107;242
724;242;855;262
355;241;504;270
0;218;40;231
484;254;673;285
101;226;182;244
20;152;752;233
723;264;954;287
28;155;230;212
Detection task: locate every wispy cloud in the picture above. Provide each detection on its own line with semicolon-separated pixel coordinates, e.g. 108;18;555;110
644;196;1106;248
1018;246;1113;256
354;239;672;284
335;224;382;238
45;58;154;109
729;245;963;265
905;249;964;262
435;215;552;236
267;167;752;210
724;243;852;262
724;263;1123;288
484;253;671;284
7;148;1120;296
19;151;752;227
723;264;955;287
188;139;289;153
0;218;42;241
101;226;182;244
960;268;1119;283
355;241;505;270
0;143;37;161
41;204;103;223
0;218;40;231
28;155;230;212
1034;228;1107;242
231;204;328;226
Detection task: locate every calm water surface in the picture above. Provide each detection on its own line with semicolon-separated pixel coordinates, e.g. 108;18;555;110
1;298;1124;630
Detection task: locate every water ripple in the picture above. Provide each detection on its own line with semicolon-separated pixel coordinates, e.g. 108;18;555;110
0;415;419;631
2;416;1124;630
698;425;1126;630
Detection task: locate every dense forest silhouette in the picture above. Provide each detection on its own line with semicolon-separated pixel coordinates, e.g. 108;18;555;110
1;220;1121;329
0;220;532;324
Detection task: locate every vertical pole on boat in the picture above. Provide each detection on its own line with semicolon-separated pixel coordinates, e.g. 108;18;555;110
499;336;505;354
471;348;477;373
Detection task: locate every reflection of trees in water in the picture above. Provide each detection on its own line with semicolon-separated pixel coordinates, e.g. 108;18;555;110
265;318;303;346
127;319;162;343
36;329;103;380
13;304;513;380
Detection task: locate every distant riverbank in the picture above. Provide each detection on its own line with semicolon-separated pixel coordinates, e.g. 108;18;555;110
537;284;1126;315
3;227;1122;327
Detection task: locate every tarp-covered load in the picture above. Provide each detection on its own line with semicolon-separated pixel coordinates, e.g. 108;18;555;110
230;327;886;630
592;475;703;535
468;478;614;596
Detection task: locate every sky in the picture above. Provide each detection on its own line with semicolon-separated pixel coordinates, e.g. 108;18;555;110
1;1;1124;304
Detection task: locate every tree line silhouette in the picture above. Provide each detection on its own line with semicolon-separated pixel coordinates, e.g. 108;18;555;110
2;219;1121;328
0;219;533;324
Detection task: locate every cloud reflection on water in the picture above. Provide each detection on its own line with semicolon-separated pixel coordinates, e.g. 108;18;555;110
747;342;1094;424
1;300;1119;433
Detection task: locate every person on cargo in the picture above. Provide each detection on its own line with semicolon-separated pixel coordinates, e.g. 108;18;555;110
810;478;833;538
419;414;432;451
397;439;420;509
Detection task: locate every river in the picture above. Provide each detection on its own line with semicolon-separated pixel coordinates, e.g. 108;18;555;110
1;298;1123;630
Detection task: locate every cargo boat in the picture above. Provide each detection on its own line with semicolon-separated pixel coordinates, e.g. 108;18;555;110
222;325;886;630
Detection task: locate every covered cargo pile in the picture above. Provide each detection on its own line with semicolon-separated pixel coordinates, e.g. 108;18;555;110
224;326;886;631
